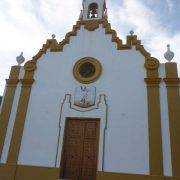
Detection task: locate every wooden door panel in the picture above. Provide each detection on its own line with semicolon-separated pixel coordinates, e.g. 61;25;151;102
82;140;96;164
81;121;99;179
81;168;95;180
61;120;84;179
60;118;100;180
81;140;97;179
67;120;84;138
63;166;80;180
63;140;82;179
65;140;81;166
84;122;97;139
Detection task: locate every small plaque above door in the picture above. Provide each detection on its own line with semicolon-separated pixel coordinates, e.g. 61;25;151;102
74;86;96;108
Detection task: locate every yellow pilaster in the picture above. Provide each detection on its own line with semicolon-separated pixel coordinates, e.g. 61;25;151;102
164;62;180;177
0;66;20;158
7;61;36;164
144;58;164;176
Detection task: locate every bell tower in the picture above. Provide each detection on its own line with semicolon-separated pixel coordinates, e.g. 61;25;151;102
81;0;107;20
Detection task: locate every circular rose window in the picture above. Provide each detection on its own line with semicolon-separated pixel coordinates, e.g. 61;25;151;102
73;57;102;84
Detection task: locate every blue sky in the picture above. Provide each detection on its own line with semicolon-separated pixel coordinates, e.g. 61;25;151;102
0;0;180;95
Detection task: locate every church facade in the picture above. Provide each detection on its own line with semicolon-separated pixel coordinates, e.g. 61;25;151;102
0;0;180;179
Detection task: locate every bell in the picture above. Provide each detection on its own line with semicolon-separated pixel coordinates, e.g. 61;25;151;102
91;9;97;18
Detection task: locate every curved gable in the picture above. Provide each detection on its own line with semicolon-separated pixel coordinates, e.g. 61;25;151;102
24;19;159;72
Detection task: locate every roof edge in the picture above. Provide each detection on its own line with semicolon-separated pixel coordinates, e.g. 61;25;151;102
24;19;159;70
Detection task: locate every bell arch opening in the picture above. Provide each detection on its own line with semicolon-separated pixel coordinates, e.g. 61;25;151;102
88;3;98;19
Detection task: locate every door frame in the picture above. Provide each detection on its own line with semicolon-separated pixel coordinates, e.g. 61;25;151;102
60;117;100;179
55;94;108;170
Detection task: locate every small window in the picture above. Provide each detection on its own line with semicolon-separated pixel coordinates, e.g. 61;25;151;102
79;62;96;78
88;3;98;18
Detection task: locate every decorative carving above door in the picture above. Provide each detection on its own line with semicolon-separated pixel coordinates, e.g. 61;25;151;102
74;86;96;108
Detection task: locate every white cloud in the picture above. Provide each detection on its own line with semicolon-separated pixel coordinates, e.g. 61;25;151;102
0;0;180;95
166;0;174;12
0;0;82;95
108;0;180;70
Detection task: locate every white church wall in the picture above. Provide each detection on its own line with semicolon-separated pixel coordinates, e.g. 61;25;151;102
0;67;24;163
18;26;149;174
159;64;172;176
102;49;149;174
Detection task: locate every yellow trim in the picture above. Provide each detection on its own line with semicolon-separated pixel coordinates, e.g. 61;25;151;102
0;66;20;159
164;78;180;86
24;60;37;72
0;164;178;180
73;57;102;84
7;78;34;164
84;20;101;31
145;61;164;175
96;171;178;180
144;57;159;70
25;19;156;65
164;63;180;177
6;58;36;166
144;78;161;86
0;164;59;180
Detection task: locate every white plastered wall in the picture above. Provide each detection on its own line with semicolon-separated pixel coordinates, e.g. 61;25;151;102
17;25;149;175
0;67;24;163
159;64;172;176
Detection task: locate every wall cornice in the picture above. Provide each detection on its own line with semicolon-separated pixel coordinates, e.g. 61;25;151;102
6;79;19;86
144;78;162;87
163;78;180;87
20;79;34;87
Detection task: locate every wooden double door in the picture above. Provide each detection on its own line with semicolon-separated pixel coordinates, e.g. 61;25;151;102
60;118;100;180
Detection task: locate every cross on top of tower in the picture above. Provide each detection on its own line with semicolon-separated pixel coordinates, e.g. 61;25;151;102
80;0;107;21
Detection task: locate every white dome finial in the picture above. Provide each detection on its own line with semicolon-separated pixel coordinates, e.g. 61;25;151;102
16;52;25;66
51;34;56;39
79;10;83;20
164;44;174;62
130;30;134;36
